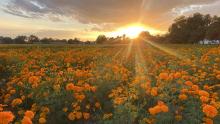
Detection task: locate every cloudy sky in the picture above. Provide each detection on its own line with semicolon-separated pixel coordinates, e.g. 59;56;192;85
0;0;220;40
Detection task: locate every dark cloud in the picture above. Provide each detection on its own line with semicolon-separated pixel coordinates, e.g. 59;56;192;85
3;0;220;30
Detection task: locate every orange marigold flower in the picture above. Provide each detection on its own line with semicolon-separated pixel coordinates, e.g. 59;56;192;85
181;88;188;93
11;98;22;107
174;72;181;78
24;111;35;119
150;87;158;96
159;73;169;80
148;101;169;115
28;76;40;84
9;89;16;94
204;85;210;90
95;102;101;108
66;83;75;91
114;97;124;105
203;105;218;118
74;94;85;101
68;112;75;121
179;94;187;101
216;74;220;80
160;104;169;112
22;116;32;124
0;111;15;124
72;86;83;92
184;81;193;86
83;112;90;120
62;107;68;112
149;106;160;115
204;118;213;124
199;90;210;97
90;86;97;92
75;112;82;119
191;85;199;91
200;96;209;103
38;117;46;124
41;107;50;113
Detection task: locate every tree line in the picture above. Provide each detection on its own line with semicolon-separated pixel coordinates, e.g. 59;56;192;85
147;13;220;44
0;35;94;44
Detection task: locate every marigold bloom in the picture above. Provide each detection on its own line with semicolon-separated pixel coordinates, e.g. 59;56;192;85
90;86;97;92
39;117;46;124
181;88;188;93
200;96;209;103
83;112;90;120
11;98;22;107
74;94;85;101
72;86;83;92
66;83;75;91
41;107;50;113
174;72;181;78
191;85;199;91
159;73;169;80
22;116;32;124
199;90;210;97
204;85;210;90
28;76;40;84
184;81;193;86
95;102;101;108
24;111;35;119
62;107;68;112
160;105;169;112
68;112;75;121
204;118;213;124
9;89;16;94
203;105;218;118
150;87;158;96
148;101;169;115
114;97;124;105
75;112;82;119
0;111;15;124
179;94;187;101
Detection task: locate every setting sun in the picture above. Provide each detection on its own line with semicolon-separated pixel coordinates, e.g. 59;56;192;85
107;25;146;38
107;24;163;39
117;26;146;38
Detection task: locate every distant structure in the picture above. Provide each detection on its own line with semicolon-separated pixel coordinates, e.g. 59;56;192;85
199;39;220;45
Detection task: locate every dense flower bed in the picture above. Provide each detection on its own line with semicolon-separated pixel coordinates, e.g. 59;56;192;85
0;44;219;124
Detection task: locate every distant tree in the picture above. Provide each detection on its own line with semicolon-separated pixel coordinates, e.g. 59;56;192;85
206;16;220;40
168;13;212;44
40;38;53;44
138;31;151;40
96;35;107;44
14;36;27;44
68;38;81;44
0;37;14;44
28;35;39;43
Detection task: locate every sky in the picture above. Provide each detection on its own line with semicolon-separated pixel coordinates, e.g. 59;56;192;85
0;0;220;40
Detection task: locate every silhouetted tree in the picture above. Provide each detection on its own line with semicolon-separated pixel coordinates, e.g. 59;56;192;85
96;35;107;44
28;35;39;43
206;16;220;40
40;38;53;44
168;13;212;44
0;37;14;44
138;31;151;40
14;36;27;44
68;38;81;44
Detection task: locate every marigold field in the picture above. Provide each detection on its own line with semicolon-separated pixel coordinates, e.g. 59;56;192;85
0;43;220;124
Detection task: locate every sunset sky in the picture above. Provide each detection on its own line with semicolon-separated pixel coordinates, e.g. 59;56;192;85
0;0;220;40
